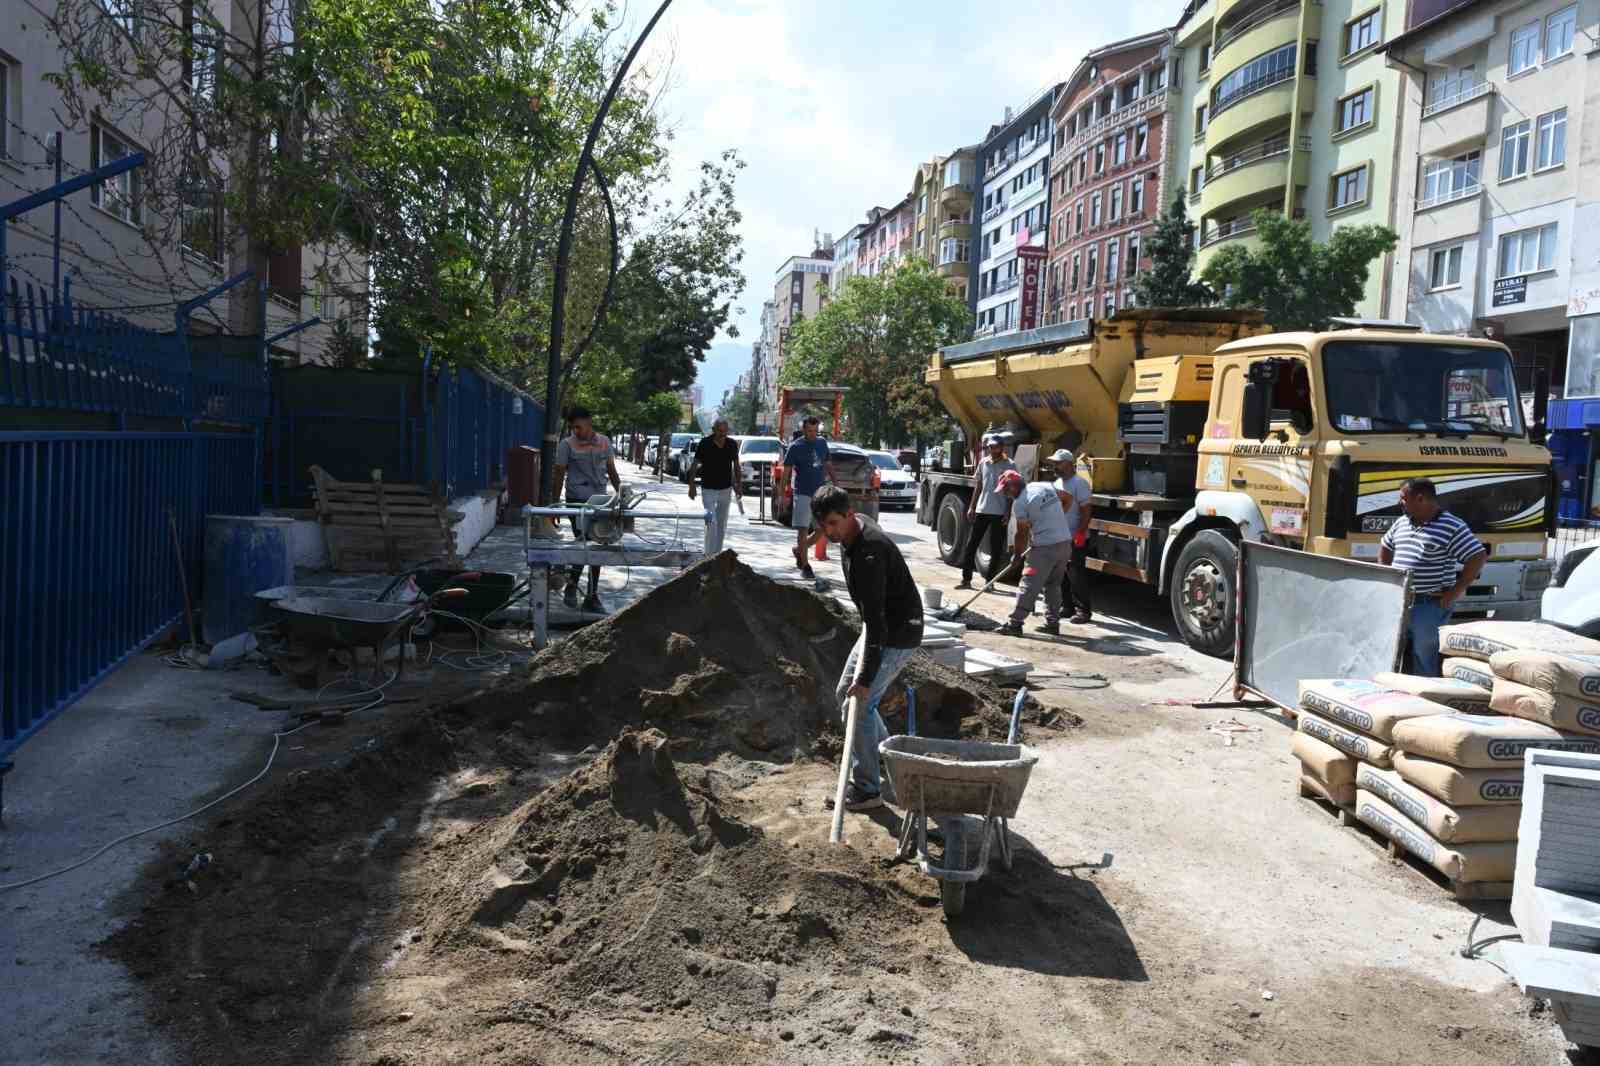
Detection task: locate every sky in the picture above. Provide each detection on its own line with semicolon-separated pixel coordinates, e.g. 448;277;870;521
624;0;1151;411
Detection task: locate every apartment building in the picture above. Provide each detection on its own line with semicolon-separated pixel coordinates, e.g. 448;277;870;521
1383;0;1595;387
769;253;832;410
1171;0;1405;316
856;197;915;278
0;0;361;361
1046;31;1175;325
974;85;1063;337
827;224;865;299
909;146;978;304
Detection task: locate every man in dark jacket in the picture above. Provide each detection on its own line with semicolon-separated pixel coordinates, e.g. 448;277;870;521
811;484;924;812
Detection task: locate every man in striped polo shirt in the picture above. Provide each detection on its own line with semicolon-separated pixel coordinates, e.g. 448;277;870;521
1379;477;1487;676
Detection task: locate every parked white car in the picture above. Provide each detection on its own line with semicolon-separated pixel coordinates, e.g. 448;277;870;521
737;435;783;493
1543;543;1600;636
868;450;917;510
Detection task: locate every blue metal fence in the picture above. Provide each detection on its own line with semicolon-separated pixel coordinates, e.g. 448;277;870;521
421;352;543;500
1;280;265;764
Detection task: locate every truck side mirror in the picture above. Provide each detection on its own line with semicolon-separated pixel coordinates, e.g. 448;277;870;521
1241;380;1270;441
1530;364;1550;446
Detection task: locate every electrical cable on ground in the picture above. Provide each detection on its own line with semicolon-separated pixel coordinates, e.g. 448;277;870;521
1460;912;1520;974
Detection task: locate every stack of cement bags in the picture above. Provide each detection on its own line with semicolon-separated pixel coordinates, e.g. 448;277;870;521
1293;679;1454;810
1351;621;1600;892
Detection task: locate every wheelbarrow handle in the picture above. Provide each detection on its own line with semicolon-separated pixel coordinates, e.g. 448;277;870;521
1008;687;1027;745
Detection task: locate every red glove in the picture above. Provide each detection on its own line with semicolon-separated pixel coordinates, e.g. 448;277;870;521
1073;527;1088;548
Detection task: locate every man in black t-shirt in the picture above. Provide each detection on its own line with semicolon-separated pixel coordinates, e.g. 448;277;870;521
687;418;743;555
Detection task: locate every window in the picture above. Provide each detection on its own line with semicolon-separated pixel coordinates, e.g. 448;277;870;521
1071;252;1081;291
916;229;925;251
1119;80;1138;107
1199;42;1213;74
1114;132;1128;165
1135;122;1149;157
1086;294;1096;318
1420;150;1480;204
90;124;143;224
1338;87;1373;132
1195;103;1208;136
1124;286;1136;308
1190;165;1205;194
0;57;12;160
917;193;927;216
97;0;138;35
1087;246;1099;284
1148;65;1167;93
1510;22;1539;74
1131;175;1145;215
181;181;222;264
944;159;965;187
1127;235;1141;274
1537;108;1567;170
1091;192;1103;226
1095;143;1106;173
1500;119;1531;180
1110;184;1123;221
1075;200;1084;233
1104;292;1117;317
1547;5;1577;61
1078;155;1086;182
1305;39;1319;75
1498;222;1557;276
1428;65;1478;109
1106;239;1121;282
1069;303;1078;320
1344;9;1378;56
1212;43;1297;115
1330;164;1368;209
1429;244;1463;289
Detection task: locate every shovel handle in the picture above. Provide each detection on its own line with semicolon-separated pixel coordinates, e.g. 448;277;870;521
830;694;861;845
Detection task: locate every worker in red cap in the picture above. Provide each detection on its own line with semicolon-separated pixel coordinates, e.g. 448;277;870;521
995;469;1071;637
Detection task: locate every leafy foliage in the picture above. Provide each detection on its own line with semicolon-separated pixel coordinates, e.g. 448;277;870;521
719;382;758;434
780;258;968;447
1132;198;1213;309
1201;209;1398;330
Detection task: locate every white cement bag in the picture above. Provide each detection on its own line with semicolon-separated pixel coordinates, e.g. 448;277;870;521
1392;751;1524;806
1489;649;1600;703
1444;657;1497;690
1439;621;1600;663
1292;730;1357;789
1300;772;1356;809
1355;790;1518;883
1489;678;1600;737
1355;764;1522;844
1298;679;1452;742
1372;671;1492;714
1390;712;1600;768
1297;710;1395;768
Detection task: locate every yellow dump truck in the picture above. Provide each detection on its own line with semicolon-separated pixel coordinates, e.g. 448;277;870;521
919;308;1557;655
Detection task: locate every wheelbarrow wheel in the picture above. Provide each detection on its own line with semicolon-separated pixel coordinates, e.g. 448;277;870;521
939;824;966;918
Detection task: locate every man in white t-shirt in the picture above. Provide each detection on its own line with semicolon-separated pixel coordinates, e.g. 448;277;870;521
1050;448;1094;625
957;434;1017;589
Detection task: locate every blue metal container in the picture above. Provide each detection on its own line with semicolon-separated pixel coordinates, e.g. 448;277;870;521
203;515;294;643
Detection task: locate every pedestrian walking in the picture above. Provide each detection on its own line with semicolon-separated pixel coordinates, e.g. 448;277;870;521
994;470;1072;638
1050;448;1094;624
550;406;622;614
777;414;833;579
687;419;742;555
811;484;923;813
956;434;1017;589
1379;477;1486;676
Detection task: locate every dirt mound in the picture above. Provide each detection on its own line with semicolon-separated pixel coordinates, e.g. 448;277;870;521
459;551;1070;757
418;730;922;1020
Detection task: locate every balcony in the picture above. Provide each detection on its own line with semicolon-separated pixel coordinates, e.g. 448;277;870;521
1412;183;1483;243
1063;89;1174;157
939;258;969;280
939;214;973;238
1206;72;1310;156
1215;0;1300;57
1419;81;1495;156
981;202;1006;224
1201;135;1308;218
940;180;974;207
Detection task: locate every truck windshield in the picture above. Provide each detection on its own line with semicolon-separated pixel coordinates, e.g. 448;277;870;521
1322;341;1524;438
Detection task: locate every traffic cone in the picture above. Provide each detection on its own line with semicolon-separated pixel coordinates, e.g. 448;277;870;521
814;533;827;561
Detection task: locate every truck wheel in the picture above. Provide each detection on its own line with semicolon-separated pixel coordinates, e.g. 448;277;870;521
1170;530;1238;658
936;493;968;565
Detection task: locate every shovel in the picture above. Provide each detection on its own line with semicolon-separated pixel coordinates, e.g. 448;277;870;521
935;548;1028;622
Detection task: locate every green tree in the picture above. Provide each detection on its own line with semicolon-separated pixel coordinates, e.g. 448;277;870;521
637;391;684;473
1133;198;1214;309
719;386;757;435
1201;209;1399;330
780;258;969;447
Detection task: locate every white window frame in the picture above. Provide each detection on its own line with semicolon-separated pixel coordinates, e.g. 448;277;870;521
1500;119;1532;180
1509;21;1540;75
1420;149;1480;206
1114;132;1128;166
1110;184;1123;221
1428;244;1463;290
97;0;138;36
1091;192;1103;226
90;123;143;225
1104;291;1117;317
1497;222;1557;278
1135;122;1149;157
1087;245;1099;284
1191;165;1205;194
1536;108;1567;171
1128;235;1141;275
1546;5;1577;62
1131;175;1145;215
1106;238;1121;282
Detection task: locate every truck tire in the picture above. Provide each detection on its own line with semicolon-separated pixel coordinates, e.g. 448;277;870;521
1170;529;1238;658
936;493;968;566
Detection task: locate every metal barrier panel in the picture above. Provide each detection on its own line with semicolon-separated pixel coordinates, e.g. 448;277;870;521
0;431;258;761
1238;540;1411;712
1555;519;1600;559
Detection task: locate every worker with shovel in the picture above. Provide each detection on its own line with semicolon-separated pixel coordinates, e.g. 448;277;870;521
995;470;1072;638
812;484;923;813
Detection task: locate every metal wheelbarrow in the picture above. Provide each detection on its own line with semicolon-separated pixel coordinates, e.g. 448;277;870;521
881;688;1039;918
264;588;468;680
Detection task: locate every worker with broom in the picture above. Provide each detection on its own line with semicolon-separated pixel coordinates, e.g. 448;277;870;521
995;469;1072;638
812;483;923;813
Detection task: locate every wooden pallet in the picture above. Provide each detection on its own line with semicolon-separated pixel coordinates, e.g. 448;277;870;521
1296;775;1358;826
310;465;463;573
1378;837;1514;902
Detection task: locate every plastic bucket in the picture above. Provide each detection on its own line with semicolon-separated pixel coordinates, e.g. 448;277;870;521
921;587;944;610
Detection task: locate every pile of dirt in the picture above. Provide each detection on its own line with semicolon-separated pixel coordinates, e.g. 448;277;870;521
456;550;1074;757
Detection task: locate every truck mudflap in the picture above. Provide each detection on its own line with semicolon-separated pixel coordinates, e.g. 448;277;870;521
1446;557;1555;622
